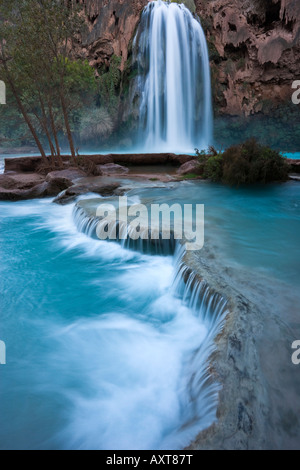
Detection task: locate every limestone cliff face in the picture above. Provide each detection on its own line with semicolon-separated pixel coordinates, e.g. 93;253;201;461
78;0;300;117
77;0;147;71
195;0;300;116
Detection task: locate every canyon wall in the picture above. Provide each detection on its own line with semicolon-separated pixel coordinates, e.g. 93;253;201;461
78;0;300;118
195;0;300;116
77;0;147;71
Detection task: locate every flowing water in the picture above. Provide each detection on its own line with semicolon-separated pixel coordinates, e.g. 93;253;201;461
0;195;227;450
1;180;300;449
132;0;213;152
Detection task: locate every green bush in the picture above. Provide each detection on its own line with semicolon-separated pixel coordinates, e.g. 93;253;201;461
222;139;289;185
203;155;223;182
196;139;289;185
79;107;114;143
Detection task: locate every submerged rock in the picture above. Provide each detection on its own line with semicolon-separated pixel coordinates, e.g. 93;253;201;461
95;163;129;176
53;182;121;205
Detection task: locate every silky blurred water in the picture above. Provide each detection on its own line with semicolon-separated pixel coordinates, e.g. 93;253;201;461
130;181;300;286
132;1;212;152
0;198;219;450
0;180;300;450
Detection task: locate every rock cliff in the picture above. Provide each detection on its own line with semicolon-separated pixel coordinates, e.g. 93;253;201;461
77;0;300;119
196;0;300;116
77;0;147;71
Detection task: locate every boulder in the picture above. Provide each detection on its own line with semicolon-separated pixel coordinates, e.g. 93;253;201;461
176;160;202;176
53;182;121;205
96;163;129;175
45;167;86;193
0;181;48;201
287;159;300;174
0;167;88;201
46;168;86;183
0;173;45;190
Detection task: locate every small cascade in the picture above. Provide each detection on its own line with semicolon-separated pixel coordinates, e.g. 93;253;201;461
71;202;229;441
73;204;177;256
132;0;213;152
174;261;228;331
73;205;228;327
168;246;229;427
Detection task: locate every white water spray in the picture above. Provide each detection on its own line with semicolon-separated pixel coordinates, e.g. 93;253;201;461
133;0;213;152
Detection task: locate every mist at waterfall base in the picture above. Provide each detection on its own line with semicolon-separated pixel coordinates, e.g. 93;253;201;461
131;1;213;153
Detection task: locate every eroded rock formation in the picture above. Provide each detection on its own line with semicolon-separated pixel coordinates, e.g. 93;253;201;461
195;0;300;116
77;0;147;71
76;0;300;118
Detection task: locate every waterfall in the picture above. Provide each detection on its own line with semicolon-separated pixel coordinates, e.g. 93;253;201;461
132;0;213;153
73;204;177;255
72;203;229;442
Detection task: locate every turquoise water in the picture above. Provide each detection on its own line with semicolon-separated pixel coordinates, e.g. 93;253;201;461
1;149;299;174
0;198;222;450
0;180;300;450
130;181;300;286
283;152;300;160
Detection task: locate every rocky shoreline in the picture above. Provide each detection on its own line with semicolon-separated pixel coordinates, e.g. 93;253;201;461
185;244;300;450
1;153;300;449
0;153;197;202
1;153;299;203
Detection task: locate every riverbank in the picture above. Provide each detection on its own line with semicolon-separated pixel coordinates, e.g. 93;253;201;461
0;153;197;202
1;156;300;449
185;247;300;450
1;153;300;202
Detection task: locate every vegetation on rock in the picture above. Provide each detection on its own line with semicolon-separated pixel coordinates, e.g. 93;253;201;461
170;0;196;14
195;139;289;186
0;0;97;165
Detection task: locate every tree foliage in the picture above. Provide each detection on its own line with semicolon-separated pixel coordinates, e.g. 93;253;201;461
0;0;97;165
196;139;289;185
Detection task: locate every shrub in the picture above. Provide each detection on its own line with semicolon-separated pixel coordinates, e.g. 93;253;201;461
222;139;289;185
196;139;289;185
79;107;114;143
203;155;223;182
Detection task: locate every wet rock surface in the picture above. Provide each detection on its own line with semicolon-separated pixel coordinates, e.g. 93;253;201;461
53;181;121;205
177;160;203;176
0;154;195;201
184;245;300;450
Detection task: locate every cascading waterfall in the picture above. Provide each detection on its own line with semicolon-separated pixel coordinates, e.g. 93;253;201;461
132;0;213;152
72;202;229;442
73;204;177;255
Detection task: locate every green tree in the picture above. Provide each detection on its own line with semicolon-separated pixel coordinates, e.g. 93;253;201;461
0;0;97;165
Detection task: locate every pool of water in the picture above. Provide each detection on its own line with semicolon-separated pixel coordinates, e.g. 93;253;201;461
1;180;300;450
283;152;300;160
129;181;300;286
0;198;223;450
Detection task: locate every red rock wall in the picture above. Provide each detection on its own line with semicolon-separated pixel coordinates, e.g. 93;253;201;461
77;0;147;70
195;0;300;116
78;0;300;117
